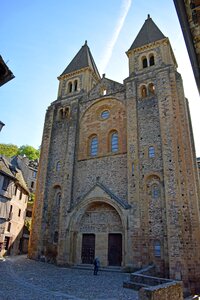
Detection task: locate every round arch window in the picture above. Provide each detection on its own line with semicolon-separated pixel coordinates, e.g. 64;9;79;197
101;110;110;120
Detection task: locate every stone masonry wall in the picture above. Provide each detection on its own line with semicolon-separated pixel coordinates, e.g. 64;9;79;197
137;91;165;273
74;94;128;204
29;105;54;258
156;66;200;292
73;155;127;204
139;282;183;300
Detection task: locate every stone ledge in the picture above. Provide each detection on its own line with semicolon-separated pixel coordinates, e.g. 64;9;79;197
139;281;183;300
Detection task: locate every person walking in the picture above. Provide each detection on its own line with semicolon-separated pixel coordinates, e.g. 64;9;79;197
93;257;100;275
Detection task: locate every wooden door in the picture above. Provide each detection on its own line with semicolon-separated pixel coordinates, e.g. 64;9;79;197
81;234;95;264
108;233;122;266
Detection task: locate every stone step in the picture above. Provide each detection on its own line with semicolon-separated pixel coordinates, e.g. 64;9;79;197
73;264;122;272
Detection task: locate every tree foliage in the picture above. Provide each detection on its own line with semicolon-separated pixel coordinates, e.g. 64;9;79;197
24;218;32;233
17;145;40;160
0;143;40;160
0;143;19;157
29;193;35;203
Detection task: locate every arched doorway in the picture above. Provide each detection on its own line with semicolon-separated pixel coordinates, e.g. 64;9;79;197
78;201;123;266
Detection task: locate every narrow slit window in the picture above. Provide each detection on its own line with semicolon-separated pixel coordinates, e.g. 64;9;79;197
56;193;61;206
56;161;61;172
141;85;147;98
7;222;11;232
132;163;134;175
68;82;73;93
103;88;107;95
90;136;98;156
142;57;148;68
149;146;155;158
59;108;64;119
152;185;160;198
154;241;161;257
149;55;155;66
111;132;119;153
14;186;18;195
149;83;155;95
74;80;78;91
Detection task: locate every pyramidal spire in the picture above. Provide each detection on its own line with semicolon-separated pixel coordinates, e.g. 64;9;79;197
60;41;100;78
128;15;166;50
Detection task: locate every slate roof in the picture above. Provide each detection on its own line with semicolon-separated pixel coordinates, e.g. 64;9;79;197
0;55;15;87
0;156;29;193
15;169;29;193
128;15;166;51
0;156;15;179
60;41;100;78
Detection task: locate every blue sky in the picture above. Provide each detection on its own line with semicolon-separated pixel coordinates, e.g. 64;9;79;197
1;0;200;156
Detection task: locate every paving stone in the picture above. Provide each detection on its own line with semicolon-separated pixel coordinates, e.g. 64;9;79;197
0;255;138;300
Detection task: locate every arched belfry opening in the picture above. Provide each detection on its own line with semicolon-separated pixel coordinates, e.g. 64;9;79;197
70;201;124;267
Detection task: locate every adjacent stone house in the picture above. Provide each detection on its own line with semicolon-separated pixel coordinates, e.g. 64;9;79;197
0;156;29;256
9;155;38;252
29;16;200;294
11;155;38;194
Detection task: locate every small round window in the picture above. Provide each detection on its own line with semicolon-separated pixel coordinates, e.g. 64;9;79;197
101;110;110;119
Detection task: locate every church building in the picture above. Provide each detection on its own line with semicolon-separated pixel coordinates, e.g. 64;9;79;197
29;16;200;293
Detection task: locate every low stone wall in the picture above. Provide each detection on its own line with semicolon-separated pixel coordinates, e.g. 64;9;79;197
139;281;183;300
123;264;184;300
130;273;173;286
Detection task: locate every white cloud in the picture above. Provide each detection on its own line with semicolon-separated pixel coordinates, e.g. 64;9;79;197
99;0;132;73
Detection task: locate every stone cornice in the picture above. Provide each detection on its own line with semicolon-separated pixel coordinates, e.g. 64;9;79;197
57;67;100;82
126;38;169;57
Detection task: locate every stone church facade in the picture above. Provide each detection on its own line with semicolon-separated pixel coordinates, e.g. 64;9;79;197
29;16;200;293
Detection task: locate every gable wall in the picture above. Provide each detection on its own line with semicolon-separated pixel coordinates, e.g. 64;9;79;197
73;95;128;204
73;155;127;204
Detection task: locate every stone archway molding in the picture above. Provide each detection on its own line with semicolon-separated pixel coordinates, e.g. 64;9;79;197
68;181;131;232
63;181;131;266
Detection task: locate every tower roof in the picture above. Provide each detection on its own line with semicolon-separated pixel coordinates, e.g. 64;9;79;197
60;41;100;78
128;15;166;51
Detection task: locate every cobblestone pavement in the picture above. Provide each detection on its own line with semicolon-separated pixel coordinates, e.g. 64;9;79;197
0;255;138;300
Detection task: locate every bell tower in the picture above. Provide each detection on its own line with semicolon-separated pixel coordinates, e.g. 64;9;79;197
29;41;101;264
126;14;177;76
57;41;101;98
125;15;200;293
